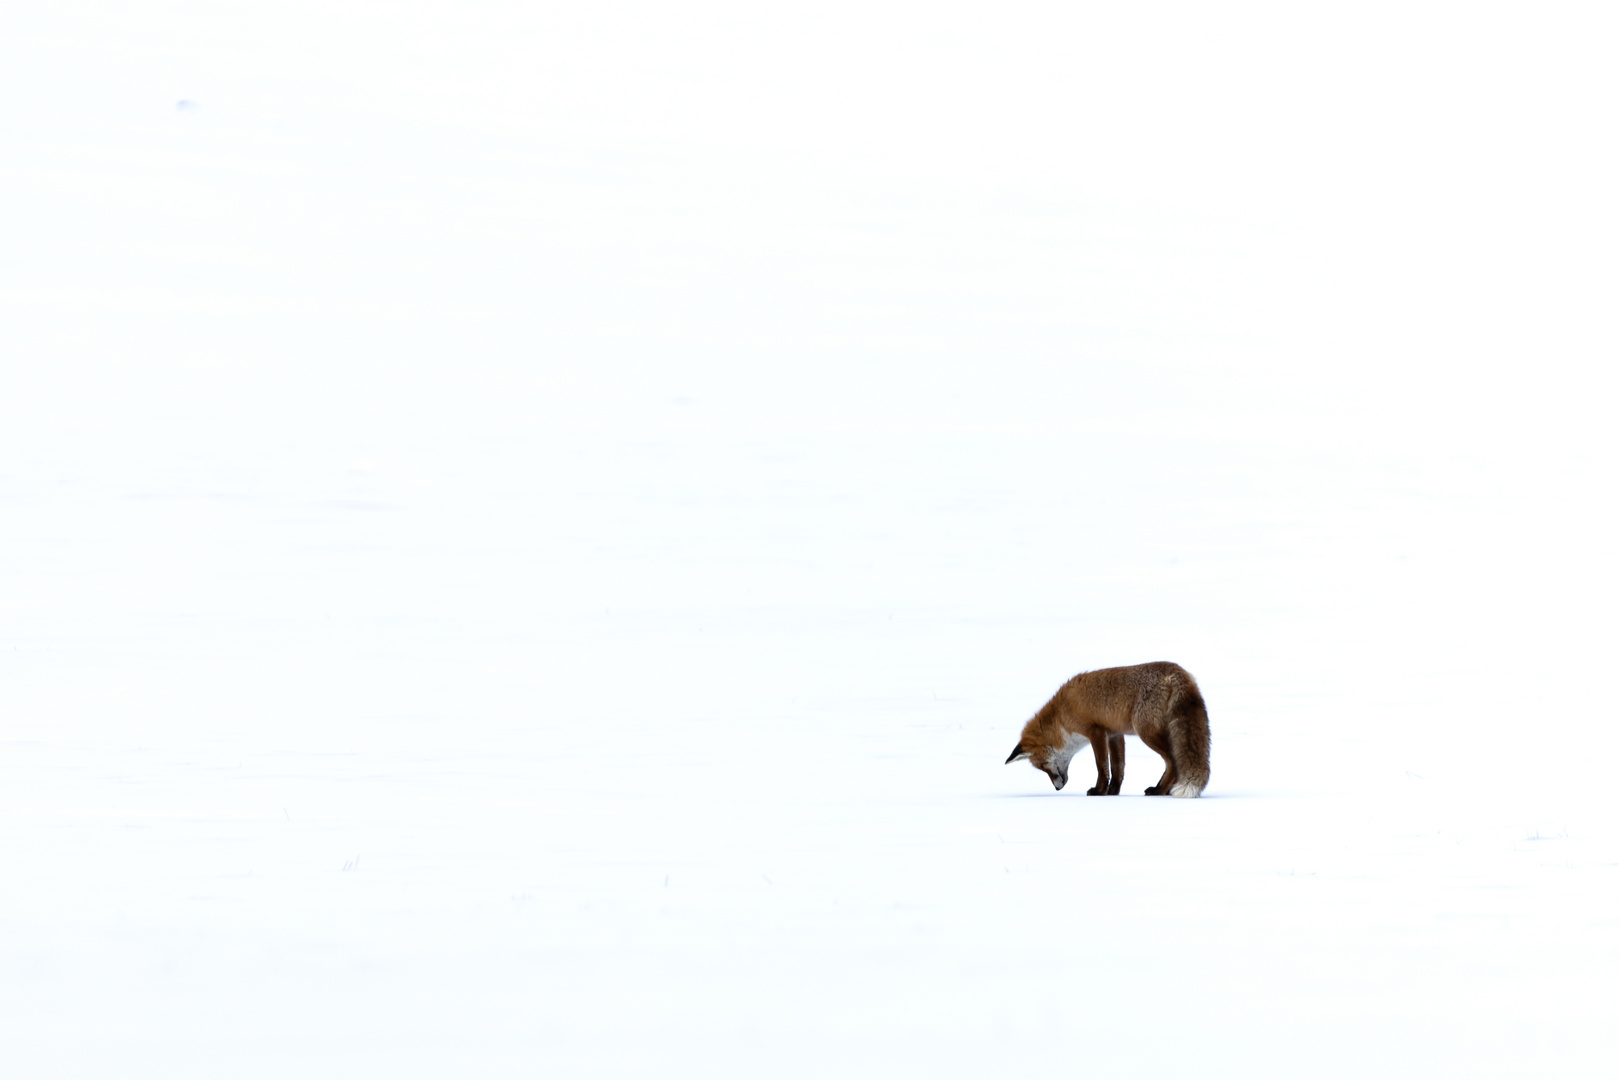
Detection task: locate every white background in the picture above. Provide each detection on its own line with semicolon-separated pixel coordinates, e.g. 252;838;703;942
3;2;1618;1075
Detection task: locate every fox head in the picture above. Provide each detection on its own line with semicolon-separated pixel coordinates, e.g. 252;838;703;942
1005;740;1069;790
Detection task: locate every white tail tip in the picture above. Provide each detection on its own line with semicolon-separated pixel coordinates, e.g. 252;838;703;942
1169;781;1204;798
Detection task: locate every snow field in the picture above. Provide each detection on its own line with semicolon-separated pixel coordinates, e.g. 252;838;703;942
4;3;1620;1075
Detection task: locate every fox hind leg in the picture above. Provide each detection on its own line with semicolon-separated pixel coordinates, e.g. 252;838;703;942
1106;734;1125;795
1138;724;1176;796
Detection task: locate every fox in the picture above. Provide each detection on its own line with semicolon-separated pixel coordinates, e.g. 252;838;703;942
1005;661;1210;797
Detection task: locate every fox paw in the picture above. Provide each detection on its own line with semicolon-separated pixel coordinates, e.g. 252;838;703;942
1144;785;1163;796
1086;786;1107;796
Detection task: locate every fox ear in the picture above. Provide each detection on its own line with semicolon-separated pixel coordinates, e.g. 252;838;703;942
1005;744;1028;764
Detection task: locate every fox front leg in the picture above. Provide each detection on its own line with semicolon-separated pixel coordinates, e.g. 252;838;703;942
1105;734;1125;796
1085;730;1112;795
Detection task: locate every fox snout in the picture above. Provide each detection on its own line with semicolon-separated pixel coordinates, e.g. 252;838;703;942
1049;771;1067;791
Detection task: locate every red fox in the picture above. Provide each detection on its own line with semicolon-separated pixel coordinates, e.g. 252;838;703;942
1005;661;1210;797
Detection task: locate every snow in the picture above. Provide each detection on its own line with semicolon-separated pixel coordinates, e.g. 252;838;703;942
3;2;1619;1076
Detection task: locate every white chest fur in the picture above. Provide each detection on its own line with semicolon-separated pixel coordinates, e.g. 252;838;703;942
1049;729;1089;771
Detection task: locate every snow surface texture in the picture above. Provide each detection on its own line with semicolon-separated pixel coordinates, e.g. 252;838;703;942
4;2;1619;1076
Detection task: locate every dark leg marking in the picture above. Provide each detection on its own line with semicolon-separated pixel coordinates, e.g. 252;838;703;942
1106;734;1125;796
1086;729;1111;795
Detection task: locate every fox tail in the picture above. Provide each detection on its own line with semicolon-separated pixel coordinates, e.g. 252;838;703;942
1166;688;1211;798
